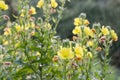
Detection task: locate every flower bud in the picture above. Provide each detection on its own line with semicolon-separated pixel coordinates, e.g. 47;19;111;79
52;55;59;62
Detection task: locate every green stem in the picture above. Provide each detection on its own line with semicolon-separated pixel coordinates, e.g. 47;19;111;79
54;1;66;31
100;46;109;80
39;64;43;80
63;61;67;80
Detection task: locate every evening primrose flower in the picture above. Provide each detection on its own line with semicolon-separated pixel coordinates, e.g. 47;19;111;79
51;0;58;8
37;0;44;8
36;52;41;56
72;27;82;35
87;40;93;47
84;27;94;37
74;44;84;59
24;23;31;30
57;47;74;59
3;27;11;36
101;26;109;35
74;18;82;26
44;23;52;30
110;30;118;41
87;52;92;58
83;19;90;26
29;7;36;15
15;24;22;32
0;1;8;10
3;40;8;45
30;22;35;28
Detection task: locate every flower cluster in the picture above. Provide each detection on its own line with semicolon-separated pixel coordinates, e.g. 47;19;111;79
54;13;118;80
57;43;92;60
37;0;58;8
72;14;118;42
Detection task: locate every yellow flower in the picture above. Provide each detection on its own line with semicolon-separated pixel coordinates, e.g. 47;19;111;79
15;24;21;32
15;51;19;55
74;18;82;26
72;27;82;35
51;0;58;8
101;26;109;35
87;40;93;47
84;27;94;37
57;47;74;59
0;1;8;10
36;52;41;56
3;40;8;45
3;27;11;36
24;23;30;30
30;22;35;28
29;7;36;15
83;19;90;26
44;23;52;30
37;0;44;8
74;44;84;59
87;52;92;58
110;30;118;41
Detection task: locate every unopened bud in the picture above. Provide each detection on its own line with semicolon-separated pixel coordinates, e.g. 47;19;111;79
52;55;59;62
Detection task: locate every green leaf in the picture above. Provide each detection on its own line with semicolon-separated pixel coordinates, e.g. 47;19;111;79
13;66;34;78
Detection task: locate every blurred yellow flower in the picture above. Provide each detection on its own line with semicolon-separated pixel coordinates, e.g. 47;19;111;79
44;23;52;30
15;24;22;32
4;27;11;36
87;40;93;47
74;44;83;59
29;7;36;15
36;52;41;56
31;22;35;28
84;27;94;37
37;0;44;8
72;27;82;35
51;0;58;8
101;26;109;35
58;47;74;59
3;40;8;45
24;24;30;30
83;19;90;26
110;30;118;41
0;1;8;10
74;18;82;26
87;52;92;58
